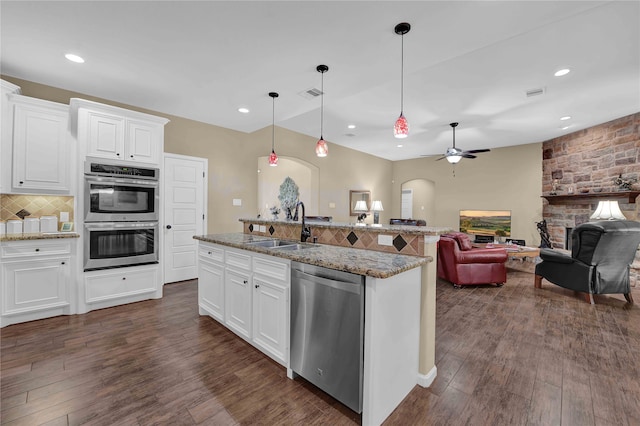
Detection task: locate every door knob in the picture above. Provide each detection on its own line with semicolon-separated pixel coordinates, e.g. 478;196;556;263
166;225;172;229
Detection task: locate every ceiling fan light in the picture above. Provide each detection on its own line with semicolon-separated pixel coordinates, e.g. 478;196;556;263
269;150;278;166
316;137;328;157
446;155;462;164
394;113;409;138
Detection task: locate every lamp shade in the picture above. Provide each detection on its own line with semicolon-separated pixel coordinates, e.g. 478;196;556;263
371;200;384;211
354;200;368;212
590;200;626;220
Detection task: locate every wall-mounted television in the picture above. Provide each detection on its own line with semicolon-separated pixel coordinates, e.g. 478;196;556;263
460;210;511;237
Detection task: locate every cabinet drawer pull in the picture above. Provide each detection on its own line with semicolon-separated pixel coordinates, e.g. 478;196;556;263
255;284;259;289
19;181;24;185
122;277;126;280
208;251;212;255
116;153;120;156
61;262;65;265
130;155;134;158
35;248;40;252
243;280;248;284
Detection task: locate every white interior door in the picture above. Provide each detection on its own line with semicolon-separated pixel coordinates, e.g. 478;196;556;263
163;154;207;284
401;189;413;219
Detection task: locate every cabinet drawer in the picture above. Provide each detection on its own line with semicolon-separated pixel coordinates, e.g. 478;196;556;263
85;267;158;303
2;241;72;258
253;256;289;282
199;245;224;263
226;250;251;271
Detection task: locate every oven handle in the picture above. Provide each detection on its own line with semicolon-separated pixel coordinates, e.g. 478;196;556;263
84;175;159;186
84;222;158;230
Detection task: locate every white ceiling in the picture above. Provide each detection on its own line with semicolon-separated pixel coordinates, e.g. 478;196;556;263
1;1;638;161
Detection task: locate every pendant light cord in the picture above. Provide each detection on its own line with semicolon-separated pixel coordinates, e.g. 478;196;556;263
400;32;404;114
271;96;275;151
320;70;324;139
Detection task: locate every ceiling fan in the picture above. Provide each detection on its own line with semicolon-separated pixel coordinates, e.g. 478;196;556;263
430;122;490;163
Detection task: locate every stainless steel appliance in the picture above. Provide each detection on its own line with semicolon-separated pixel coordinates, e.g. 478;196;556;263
84;160;159;222
84;221;158;271
290;261;365;413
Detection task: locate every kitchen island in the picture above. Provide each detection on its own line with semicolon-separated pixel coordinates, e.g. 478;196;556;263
195;224;449;426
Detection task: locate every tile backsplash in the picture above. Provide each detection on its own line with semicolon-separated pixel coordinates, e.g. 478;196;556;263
0;194;74;221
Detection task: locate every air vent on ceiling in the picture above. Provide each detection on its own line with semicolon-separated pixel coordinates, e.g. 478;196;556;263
526;87;546;98
298;87;323;100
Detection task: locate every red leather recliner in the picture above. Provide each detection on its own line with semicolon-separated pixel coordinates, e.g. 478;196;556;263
437;232;508;288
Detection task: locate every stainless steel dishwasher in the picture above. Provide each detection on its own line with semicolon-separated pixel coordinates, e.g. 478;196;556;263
290;261;365;413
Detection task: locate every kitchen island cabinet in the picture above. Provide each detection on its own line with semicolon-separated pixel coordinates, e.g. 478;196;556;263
198;240;291;367
194;233;431;425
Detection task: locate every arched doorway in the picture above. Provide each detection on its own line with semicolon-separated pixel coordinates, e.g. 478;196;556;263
400;178;435;224
257;156;319;218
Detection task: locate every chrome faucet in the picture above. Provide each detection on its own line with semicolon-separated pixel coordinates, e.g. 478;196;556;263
295;201;311;242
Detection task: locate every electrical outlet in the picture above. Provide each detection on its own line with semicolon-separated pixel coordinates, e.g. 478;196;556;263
233;198;242;206
378;235;393;246
59;212;69;222
329;202;336;209
259;225;266;232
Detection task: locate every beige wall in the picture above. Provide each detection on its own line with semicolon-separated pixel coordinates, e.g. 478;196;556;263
392;143;544;245
2;76;393;231
3;76;543;240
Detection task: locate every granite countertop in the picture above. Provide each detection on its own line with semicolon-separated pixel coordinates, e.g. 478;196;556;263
0;232;80;242
194;233;431;279
239;217;451;236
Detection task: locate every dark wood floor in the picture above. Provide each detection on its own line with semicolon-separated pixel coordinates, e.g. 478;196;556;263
2;269;640;425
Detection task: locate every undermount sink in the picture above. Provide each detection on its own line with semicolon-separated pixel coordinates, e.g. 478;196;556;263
270;243;318;251
246;239;297;248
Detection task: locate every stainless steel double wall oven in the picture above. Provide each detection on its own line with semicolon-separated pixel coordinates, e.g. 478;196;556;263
83;160;159;271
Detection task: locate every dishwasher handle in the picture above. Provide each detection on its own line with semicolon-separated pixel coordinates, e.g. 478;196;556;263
292;269;362;295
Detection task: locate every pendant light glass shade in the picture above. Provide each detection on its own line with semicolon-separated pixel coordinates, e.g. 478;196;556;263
394;22;411;139
268;92;279;166
394;113;409;138
316;65;329;157
315;137;328;157
269;150;278;166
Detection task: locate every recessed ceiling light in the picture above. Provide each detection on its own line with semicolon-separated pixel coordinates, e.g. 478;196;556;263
554;68;570;77
397;144;403;148
561;125;571;130
347;124;356;129
65;53;85;63
560;116;571;121
238;107;250;114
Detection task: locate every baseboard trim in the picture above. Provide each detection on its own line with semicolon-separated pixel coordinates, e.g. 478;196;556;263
417;366;437;388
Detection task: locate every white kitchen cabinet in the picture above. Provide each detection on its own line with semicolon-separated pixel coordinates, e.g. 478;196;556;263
72;98;168;166
1;79;21;193
224;267;252;340
82;265;160;312
197;241;290;366
10;94;71;193
1;239;74;327
198;244;225;321
253;275;288;363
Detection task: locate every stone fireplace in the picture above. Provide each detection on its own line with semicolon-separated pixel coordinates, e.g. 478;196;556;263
541;112;640;286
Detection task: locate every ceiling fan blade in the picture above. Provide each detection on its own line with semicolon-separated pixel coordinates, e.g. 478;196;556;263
462;153;477;159
464;149;490;154
435;156;447;161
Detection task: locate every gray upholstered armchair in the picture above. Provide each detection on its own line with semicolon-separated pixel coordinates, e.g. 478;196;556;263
534;220;640;304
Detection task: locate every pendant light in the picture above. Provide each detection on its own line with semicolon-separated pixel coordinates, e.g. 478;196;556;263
394;22;411;139
315;64;329;157
268;92;279;166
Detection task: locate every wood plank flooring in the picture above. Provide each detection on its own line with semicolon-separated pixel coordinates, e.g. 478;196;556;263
2;269;640;425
